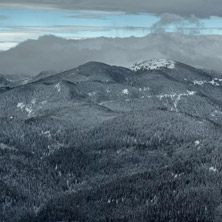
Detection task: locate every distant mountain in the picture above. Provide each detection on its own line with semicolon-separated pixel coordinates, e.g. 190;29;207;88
0;75;17;92
1;60;222;222
1;34;222;77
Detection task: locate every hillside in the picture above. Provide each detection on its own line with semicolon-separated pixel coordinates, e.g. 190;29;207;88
1;59;222;222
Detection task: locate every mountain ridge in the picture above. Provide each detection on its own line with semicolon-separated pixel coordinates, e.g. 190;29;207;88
1;60;222;222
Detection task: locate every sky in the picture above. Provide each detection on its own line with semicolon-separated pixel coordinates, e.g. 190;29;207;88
1;1;222;51
0;1;222;75
0;9;158;50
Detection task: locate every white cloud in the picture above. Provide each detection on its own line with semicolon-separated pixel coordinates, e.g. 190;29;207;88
151;14;204;34
0;42;17;51
0;32;41;42
7;26;151;32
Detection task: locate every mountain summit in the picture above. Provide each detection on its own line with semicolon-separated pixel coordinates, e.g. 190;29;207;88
130;58;176;71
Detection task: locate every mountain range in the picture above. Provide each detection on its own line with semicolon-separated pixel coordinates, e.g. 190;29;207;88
1;59;222;222
1;34;222;76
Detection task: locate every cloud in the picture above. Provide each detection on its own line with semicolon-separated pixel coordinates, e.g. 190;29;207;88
0;32;41;42
0;42;17;51
151;14;204;34
0;33;222;76
7;25;151;33
0;26;151;49
66;10;126;19
67;13;109;20
67;15;105;20
0;0;222;18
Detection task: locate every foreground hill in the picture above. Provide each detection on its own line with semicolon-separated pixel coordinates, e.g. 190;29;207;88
1;59;222;222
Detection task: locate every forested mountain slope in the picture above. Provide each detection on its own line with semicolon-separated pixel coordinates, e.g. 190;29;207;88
1;59;222;222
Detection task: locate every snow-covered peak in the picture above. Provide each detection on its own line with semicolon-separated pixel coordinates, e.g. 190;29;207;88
130;58;176;71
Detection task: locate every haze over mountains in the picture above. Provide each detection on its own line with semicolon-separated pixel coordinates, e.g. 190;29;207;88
1;34;222;76
1;59;222;221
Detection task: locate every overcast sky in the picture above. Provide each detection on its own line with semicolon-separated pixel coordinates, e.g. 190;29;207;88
0;1;222;74
1;0;222;50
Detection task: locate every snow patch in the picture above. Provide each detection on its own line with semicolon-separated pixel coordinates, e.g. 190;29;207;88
139;87;150;92
155;90;196;111
25;107;33;116
55;83;61;92
209;79;220;86
193;78;222;87
99;101;113;106
17;102;25;109
130;58;175;71
209;166;217;172
21;79;30;85
187;90;196;96
195;140;200;146
214;78;222;82
17;100;36;117
88;92;97;97
41;100;47;105
211;110;222;117
41;130;51;138
193;80;206;86
156;93;176;100
122;89;129;95
171;173;178;178
31;98;36;104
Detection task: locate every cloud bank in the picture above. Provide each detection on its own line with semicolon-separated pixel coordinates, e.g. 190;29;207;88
0;33;222;76
151;14;204;34
0;0;222;18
